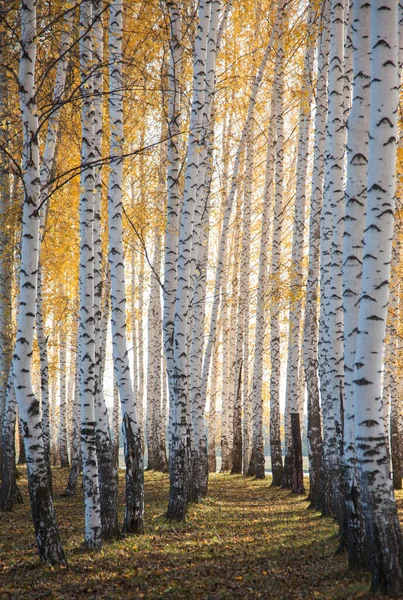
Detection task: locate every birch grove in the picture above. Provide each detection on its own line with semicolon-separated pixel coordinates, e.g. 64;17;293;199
1;0;403;593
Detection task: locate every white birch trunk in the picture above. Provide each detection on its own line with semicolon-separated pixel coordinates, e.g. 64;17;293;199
59;325;69;467
248;96;276;478
108;0;144;534
270;2;286;487
353;1;403;590
302;0;330;511
319;0;346;518
200;16;279;409
0;46;13;473
283;3;315;494
164;1;182;450
65;349;81;497
167;0;211;521
13;0;66;564
78;0;101;550
341;0;370;567
190;0;222;499
36;7;73;480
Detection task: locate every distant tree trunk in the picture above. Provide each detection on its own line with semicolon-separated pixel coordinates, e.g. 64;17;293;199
130;251;139;429
283;3;315;495
0;374;20;511
146;229;162;471
303;0;330;512
218;117;231;474
388;252;401;491
200;10;279;416
18;416;26;465
241;122;253;476
112;375;120;466
228;189;242;474
220;253;231;472
65;358;81;497
248;99;275;479
59;326;69;468
138;253;145;438
50;372;58;467
271;2;286;487
0;41;13;474
13;0;66;565
352;1;403;592
208;317;221;473
36;6;73;484
108;0;144;534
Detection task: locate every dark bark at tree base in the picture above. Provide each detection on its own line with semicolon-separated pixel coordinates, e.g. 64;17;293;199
391;417;402;490
18;427;26;465
18;454;26;465
44;442;53;498
231;368;243;475
247;446;265;479
60;456;70;469
156;440;168;473
308;470;322;511
360;476;403;594
220;438;231;472
320;459;342;521
64;456;81;496
291;413;305;494
166;428;189;522
281;454;292;489
97;438;119;539
271;441;283;486
189;445;208;502
306;373;323;510
336;463;369;569
208;446;216;474
148;447;168;473
27;468;67;565
122;414;144;534
1;423;18;511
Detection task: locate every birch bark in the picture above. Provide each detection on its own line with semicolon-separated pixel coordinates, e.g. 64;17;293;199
303;0;330;511
13;0;66;564
167;0;211;521
283;3;315;494
353;1;403;590
108;0;144;534
248;97;275;478
270;1;286;487
78;0;102;549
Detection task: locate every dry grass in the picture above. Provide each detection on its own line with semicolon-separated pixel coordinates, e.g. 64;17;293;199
0;468;398;599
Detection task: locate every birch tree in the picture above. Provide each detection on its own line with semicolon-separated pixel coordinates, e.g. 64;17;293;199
167;0;211;521
352;0;403;590
341;0;370;567
270;1;286;487
12;0;66;564
248;98;275;478
319;0;346;517
303;0;330;511
283;2;315;494
78;0;102;549
108;0;144;534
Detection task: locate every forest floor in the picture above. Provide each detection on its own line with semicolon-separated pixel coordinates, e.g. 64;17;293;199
0;468;399;599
